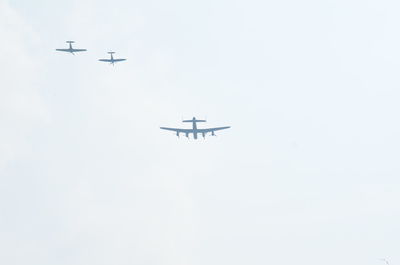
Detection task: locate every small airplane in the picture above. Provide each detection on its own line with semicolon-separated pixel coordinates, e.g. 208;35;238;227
160;117;230;139
55;41;87;54
98;52;126;65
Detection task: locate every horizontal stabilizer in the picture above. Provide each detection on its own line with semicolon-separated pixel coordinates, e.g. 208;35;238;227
183;119;206;123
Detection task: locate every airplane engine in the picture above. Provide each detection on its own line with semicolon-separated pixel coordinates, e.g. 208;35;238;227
176;132;180;137
211;131;216;136
185;133;189;138
202;132;206;138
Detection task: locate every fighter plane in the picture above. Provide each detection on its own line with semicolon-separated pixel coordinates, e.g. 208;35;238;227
55;41;87;54
160;117;230;139
98;52;126;65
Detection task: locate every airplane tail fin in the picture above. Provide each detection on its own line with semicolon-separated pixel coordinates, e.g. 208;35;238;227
183;118;206;123
108;51;115;54
66;41;75;43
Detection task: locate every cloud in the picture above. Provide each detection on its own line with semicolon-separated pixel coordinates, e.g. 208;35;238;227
2;0;400;264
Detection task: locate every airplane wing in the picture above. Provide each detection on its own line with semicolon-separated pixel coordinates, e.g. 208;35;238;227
56;49;71;52
160;127;193;134
71;49;87;52
113;59;126;62
99;59;112;62
197;126;231;133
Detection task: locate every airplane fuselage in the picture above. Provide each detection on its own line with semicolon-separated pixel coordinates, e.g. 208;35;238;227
65;42;75;53
192;120;198;139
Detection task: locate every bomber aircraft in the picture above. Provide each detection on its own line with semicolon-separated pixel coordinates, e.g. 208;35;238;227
160;117;230;139
98;52;126;65
56;41;87;54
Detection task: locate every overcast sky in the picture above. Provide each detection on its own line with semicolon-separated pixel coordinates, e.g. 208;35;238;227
1;0;399;265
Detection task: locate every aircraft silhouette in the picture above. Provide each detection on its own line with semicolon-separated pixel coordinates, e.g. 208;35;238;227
160;117;230;139
98;52;126;65
56;41;87;55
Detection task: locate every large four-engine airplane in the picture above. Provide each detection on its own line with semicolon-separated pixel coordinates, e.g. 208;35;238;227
56;41;87;54
160;117;230;139
98;52;126;65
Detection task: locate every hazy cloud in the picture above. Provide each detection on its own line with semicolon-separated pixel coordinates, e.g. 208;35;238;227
1;0;400;265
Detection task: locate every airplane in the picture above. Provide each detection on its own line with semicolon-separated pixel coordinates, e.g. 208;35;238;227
160;117;230;139
98;52;126;65
55;41;87;54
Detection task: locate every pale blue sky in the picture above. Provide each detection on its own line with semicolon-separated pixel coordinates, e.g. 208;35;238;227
1;0;399;265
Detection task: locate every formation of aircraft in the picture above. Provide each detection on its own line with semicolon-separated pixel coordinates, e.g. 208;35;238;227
160;117;230;139
55;41;230;139
55;41;126;66
55;41;87;55
98;52;127;65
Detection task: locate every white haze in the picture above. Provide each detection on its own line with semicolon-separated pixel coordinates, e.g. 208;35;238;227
1;0;399;265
